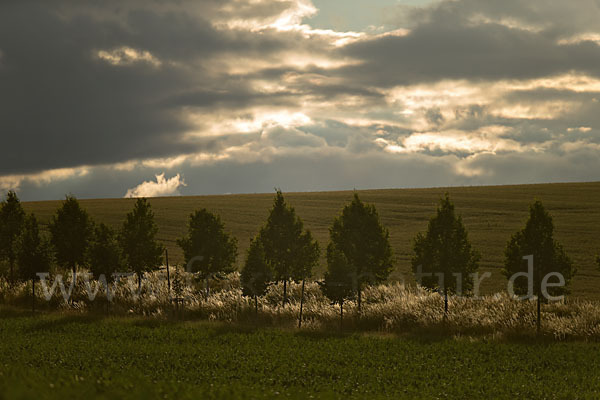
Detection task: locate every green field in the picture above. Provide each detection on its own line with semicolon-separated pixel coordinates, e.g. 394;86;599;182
21;182;600;298
0;309;598;399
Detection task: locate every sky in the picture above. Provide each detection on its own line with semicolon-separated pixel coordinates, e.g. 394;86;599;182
1;0;600;201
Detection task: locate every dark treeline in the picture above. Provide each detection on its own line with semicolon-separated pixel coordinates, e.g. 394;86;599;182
0;189;589;330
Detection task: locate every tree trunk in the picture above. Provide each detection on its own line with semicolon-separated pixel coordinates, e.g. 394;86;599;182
165;249;171;296
357;285;362;315
205;276;210;300
70;263;77;306
254;295;258;316
340;302;343;331
31;277;35;313
106;284;111;314
537;295;541;334
9;257;14;286
298;279;305;329
138;272;142;292
444;288;448;317
282;280;287;307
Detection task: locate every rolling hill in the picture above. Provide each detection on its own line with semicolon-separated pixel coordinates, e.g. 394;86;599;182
21;182;600;299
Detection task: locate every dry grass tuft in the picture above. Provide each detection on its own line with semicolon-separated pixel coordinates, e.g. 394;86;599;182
2;272;600;340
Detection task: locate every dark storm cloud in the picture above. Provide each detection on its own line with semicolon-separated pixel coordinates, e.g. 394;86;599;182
442;87;600;146
425;108;445;127
340;26;600;87
161;87;297;110
459;147;600;183
54;0;299;29
0;0;314;175
340;0;600;86
299;82;383;101
2;0;600;201
299;120;411;149
398;0;600;39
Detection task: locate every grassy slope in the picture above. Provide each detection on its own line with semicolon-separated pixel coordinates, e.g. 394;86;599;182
21;182;600;299
1;310;599;399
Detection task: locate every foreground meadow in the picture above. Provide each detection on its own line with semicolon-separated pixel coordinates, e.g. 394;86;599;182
1;308;599;399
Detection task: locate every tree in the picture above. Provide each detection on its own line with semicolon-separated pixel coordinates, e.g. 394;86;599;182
177;209;237;298
15;214;53;312
0;190;25;283
293;227;320;327
503;200;575;332
412;193;480;315
87;223;123;301
49;195;92;276
241;237;272;315
329;193;393;313
320;244;355;328
120;198;164;290
258;190;320;306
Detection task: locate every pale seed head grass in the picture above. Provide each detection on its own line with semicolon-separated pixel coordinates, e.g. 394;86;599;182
1;273;599;340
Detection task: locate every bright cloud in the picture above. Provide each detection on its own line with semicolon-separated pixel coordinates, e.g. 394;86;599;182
377;126;524;156
96;46;162;67
124;173;187;198
0;167;90;193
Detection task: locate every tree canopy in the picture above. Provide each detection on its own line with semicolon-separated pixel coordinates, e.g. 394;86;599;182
49;195;92;275
0;190;25;282
503;200;575;331
412;194;480;293
412;194;480;313
329;193;393;311
241;237;272;313
120;198;164;287
177;208;237;297
16;214;53;282
320;244;355;325
503;200;575;299
259;190;320;304
87;222;122;284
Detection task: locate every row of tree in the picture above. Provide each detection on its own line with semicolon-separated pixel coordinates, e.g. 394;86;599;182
0;192;164;292
0;189;393;319
239;191;393;321
0;189;585;330
242;192;578;330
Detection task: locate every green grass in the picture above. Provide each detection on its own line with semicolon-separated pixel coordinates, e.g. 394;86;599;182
20;182;600;298
0;309;599;399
